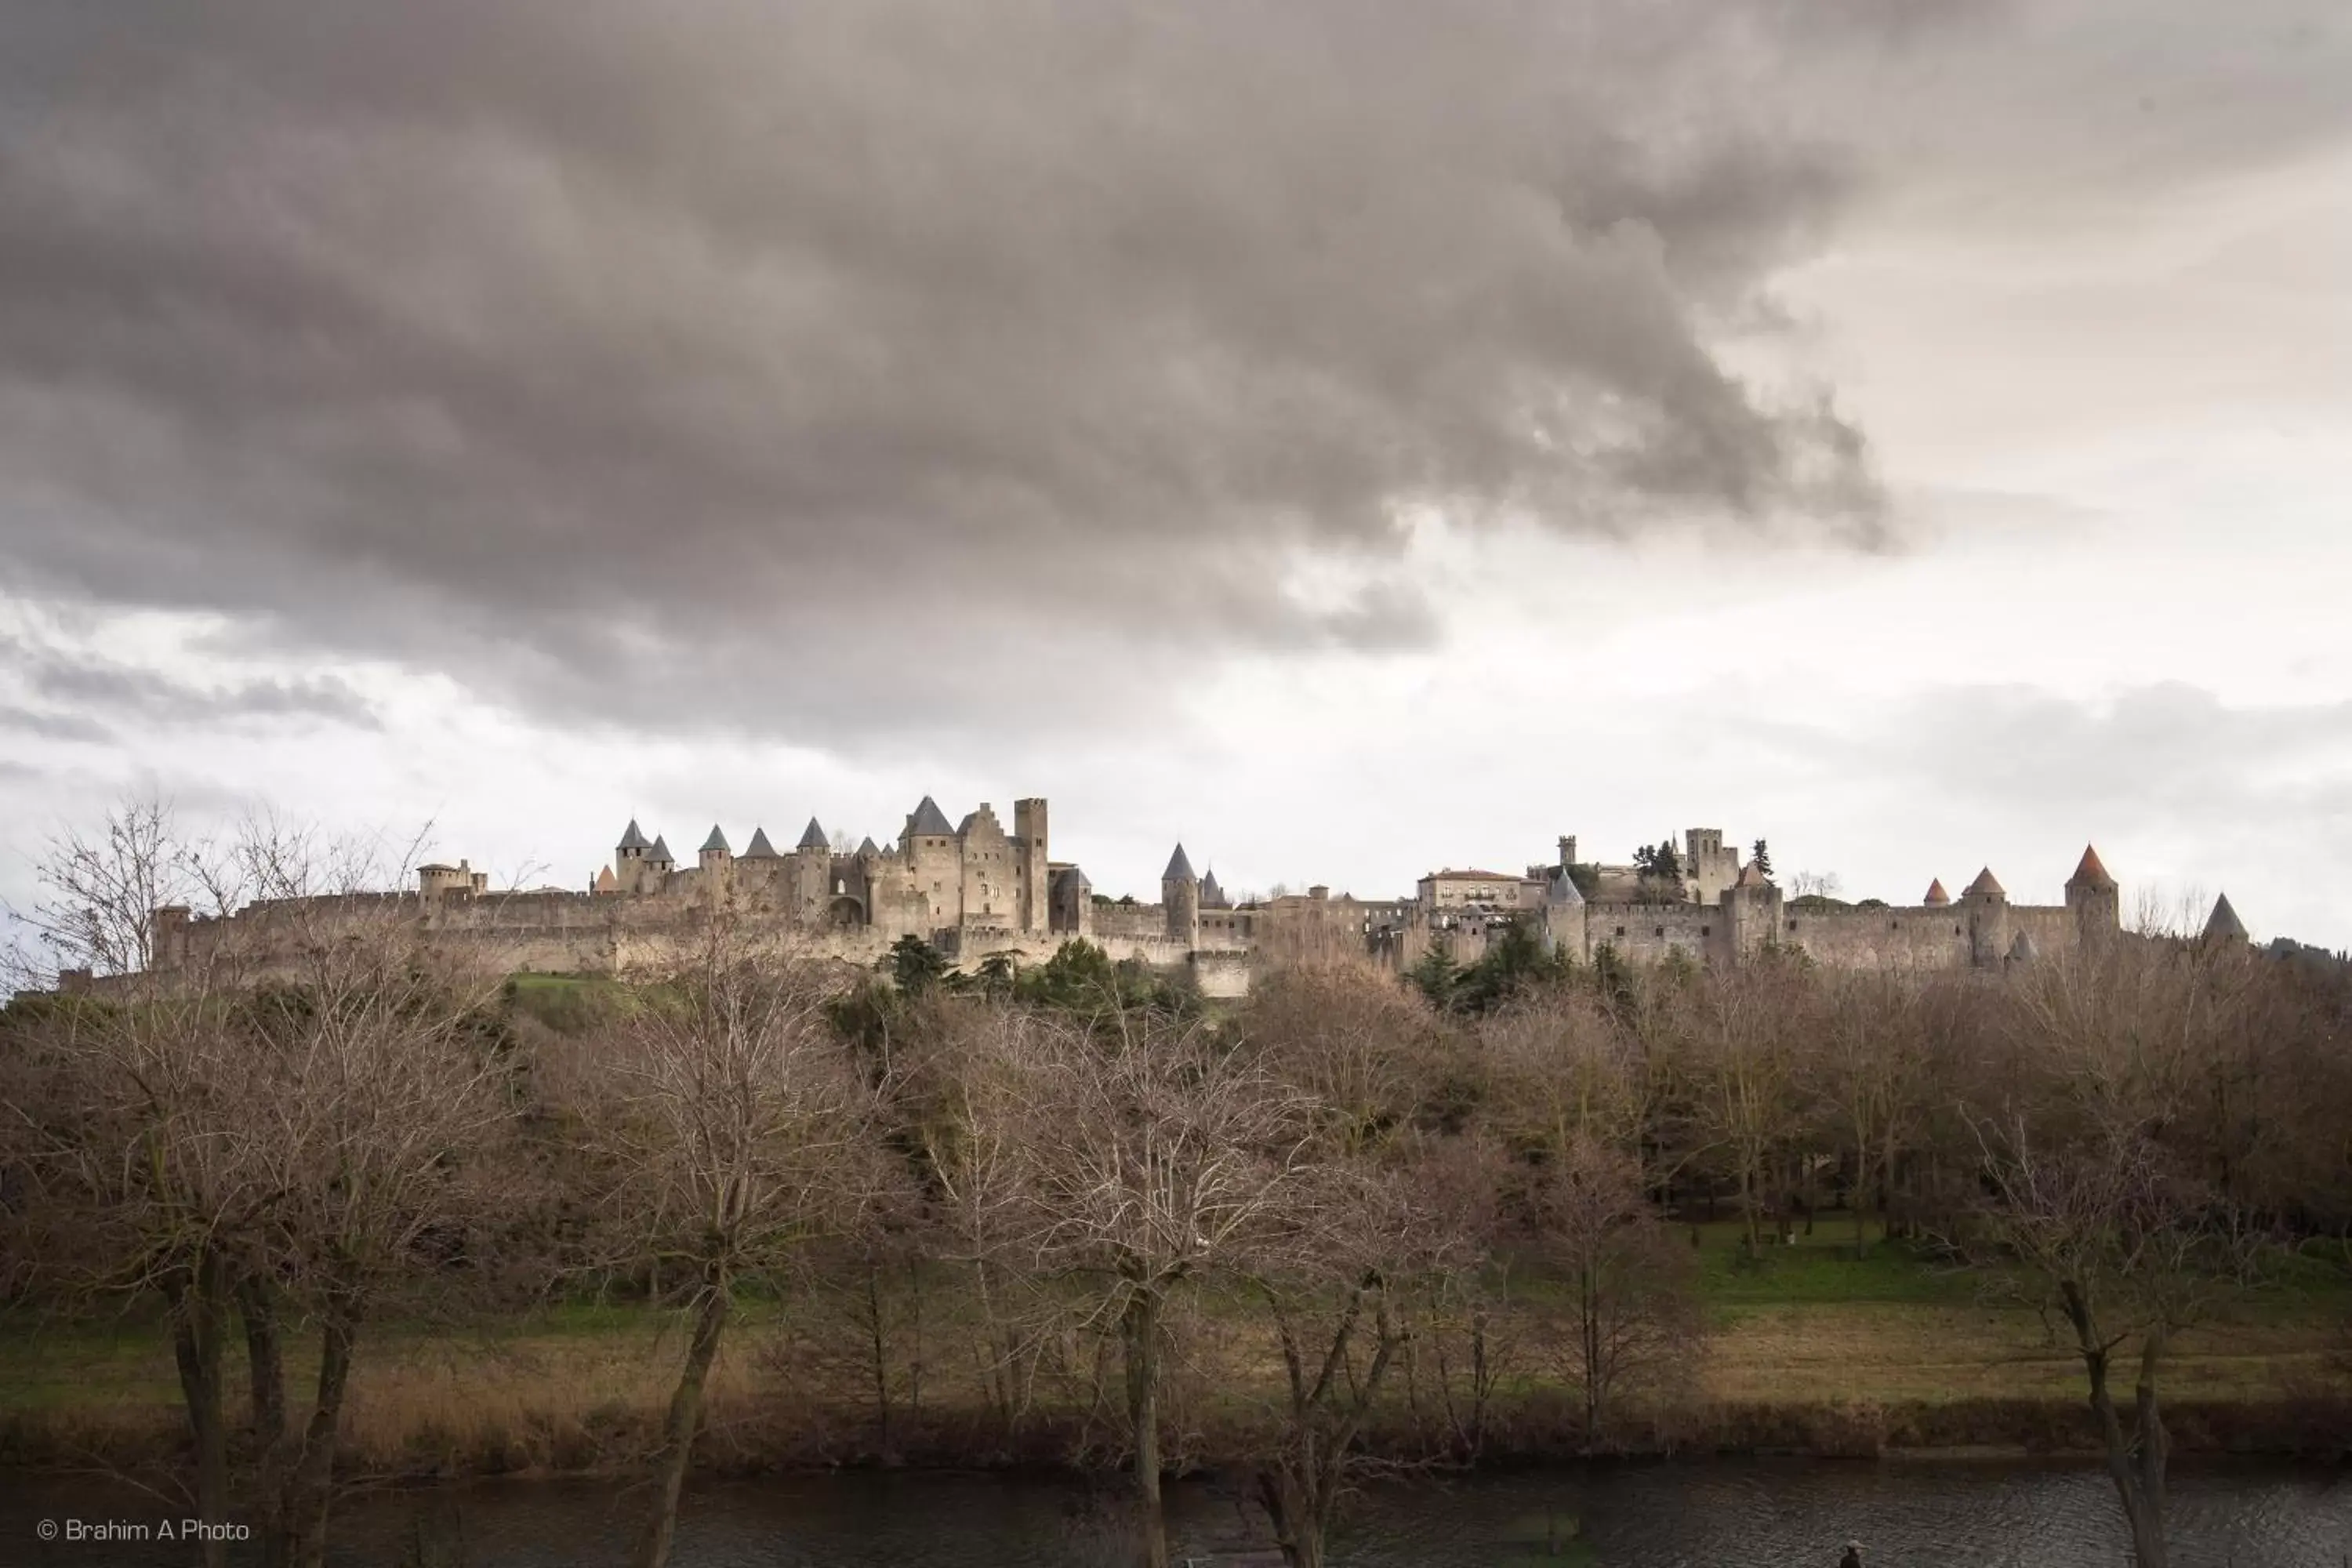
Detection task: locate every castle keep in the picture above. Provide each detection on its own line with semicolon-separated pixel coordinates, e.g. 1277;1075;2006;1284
139;795;2225;995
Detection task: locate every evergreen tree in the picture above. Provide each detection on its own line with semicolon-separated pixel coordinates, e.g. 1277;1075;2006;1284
887;932;949;995
1406;944;1460;1012
1751;838;1773;877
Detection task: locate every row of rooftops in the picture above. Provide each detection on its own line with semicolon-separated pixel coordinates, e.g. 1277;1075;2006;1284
1160;844;1231;908
604;818;2247;940
619;794;987;869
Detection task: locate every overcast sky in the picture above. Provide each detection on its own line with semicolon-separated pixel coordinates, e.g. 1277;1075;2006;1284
3;1;2347;952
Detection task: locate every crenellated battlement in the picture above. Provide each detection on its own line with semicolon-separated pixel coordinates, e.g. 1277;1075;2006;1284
132;804;2165;995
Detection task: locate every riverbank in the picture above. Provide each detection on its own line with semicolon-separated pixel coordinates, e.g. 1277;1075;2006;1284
6;1229;2345;1478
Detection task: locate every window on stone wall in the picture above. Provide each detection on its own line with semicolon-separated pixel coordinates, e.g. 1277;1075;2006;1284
1654;926;1664;937
1955;924;1963;935
1789;920;1799;931
1700;924;1710;936
1614;925;1624;937
1891;920;1900;931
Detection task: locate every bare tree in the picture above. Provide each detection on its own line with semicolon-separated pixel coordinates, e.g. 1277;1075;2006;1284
1809;972;1932;1258
238;909;510;1568
5;800;281;1565
1526;1135;1702;1443
1962;943;2269;1568
901;1004;1059;1443
557;914;872;1568
1969;1117;2244;1568
1232;1134;1492;1568
999;1012;1318;1568
1244;964;1440;1157
1477;989;1650;1168
5;801;504;1568
11;791;218;982
1788;870;1842;902
1686;954;1809;1253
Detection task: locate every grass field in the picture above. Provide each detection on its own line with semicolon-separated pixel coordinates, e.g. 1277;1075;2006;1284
5;1221;2343;1475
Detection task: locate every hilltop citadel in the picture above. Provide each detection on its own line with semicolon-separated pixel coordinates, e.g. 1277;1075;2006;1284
130;792;2256;996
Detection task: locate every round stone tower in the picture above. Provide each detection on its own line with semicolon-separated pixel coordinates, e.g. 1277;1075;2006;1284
1161;843;1200;949
2064;844;2120;942
1960;866;2011;968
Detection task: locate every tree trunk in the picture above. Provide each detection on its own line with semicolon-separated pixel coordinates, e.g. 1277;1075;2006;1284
164;1256;231;1568
636;1276;731;1568
2064;1288;2169;1568
1122;1290;1167;1568
2131;1330;2172;1566
239;1276;292;1568
238;1271;287;1450
1257;1465;1325;1568
864;1261;894;1459
282;1308;357;1568
1851;1144;1872;1261
1579;1265;1602;1440
1737;1162;1760;1252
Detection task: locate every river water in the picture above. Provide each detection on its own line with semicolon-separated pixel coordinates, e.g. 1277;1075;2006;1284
8;1459;2351;1566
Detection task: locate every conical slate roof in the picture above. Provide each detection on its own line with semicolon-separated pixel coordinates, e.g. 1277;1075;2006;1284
2204;892;2248;942
2009;930;2038;962
2067;844;2117;891
1922;878;1951;906
742;826;780;859
700;825;730;854
1549;869;1584;906
1735;858;1769;889
648;835;673;862
797;817;829;851
856;837;880;858
1964;867;2005;898
1163;843;1197;882
1200;867;1227;908
907;796;955;837
617;818;651;851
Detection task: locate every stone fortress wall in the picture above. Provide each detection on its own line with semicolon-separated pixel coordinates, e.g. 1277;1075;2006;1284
138;790;2239;999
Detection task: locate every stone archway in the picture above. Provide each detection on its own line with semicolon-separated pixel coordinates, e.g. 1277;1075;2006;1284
826;894;866;930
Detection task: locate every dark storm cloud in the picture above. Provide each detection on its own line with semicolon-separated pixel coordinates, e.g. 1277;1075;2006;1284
0;0;1905;736
0;636;380;732
2;2;2337;739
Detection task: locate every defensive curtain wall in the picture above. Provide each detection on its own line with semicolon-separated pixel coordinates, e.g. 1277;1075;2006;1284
125;798;2195;999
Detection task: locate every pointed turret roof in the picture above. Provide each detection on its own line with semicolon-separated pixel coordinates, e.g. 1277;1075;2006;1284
907;795;954;837
618;818;651;851
742;826;780;858
1163;843;1197;883
1200;867;1228;908
2067;844;2117;891
2009;930;2038;962
1922;878;1951;906
1549;868;1584;906
1735;858;1769;889
856;837;880;858
649;835;673;862
593;866;616;892
796;817;829;851
2204;892;2247;942
700;825;730;854
1964;866;2005;898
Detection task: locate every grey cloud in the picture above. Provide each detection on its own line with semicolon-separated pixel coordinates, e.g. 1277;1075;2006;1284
0;705;112;744
1;636;380;732
0;0;1900;741
1778;2;2352;226
2;3;2339;746
1745;684;2352;830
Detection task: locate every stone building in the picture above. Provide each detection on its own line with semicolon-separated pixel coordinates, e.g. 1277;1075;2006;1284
125;797;2187;999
